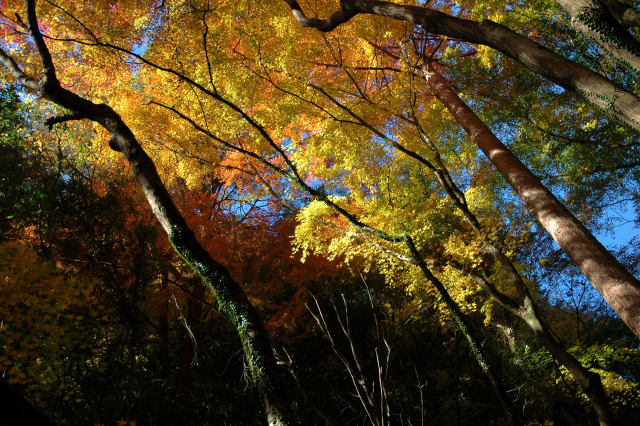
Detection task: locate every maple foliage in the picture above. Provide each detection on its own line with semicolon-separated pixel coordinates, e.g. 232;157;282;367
0;241;100;395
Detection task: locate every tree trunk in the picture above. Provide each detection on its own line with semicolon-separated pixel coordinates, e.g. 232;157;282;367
520;300;615;426
465;262;615;425
423;64;640;343
557;0;640;74
599;0;640;27
395;102;617;424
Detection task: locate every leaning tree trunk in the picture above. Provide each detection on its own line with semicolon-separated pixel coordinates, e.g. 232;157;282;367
389;100;616;424
282;0;640;342
519;298;615;426
556;0;640;75
599;0;640;27
0;2;294;425
403;236;520;426
423;64;640;342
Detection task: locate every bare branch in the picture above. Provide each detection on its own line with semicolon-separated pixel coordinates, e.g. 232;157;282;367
282;0;357;32
0;47;40;90
25;0;57;85
149;100;291;179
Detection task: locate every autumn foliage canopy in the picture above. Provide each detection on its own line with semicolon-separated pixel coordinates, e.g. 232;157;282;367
1;1;640;425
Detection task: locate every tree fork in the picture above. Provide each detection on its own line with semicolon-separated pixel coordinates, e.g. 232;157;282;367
154;63;521;423
372;98;617;424
423;65;640;341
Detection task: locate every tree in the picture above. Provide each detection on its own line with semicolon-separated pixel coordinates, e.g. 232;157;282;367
2;0;640;425
0;2;294;425
281;0;640;348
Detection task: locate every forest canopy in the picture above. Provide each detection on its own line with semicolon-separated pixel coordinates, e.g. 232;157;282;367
1;0;640;425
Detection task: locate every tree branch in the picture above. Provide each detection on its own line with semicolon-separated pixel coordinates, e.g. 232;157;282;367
281;0;640;132
600;0;640;27
45;113;83;129
281;0;358;32
1;2;295;423
0;47;40;90
25;0;57;84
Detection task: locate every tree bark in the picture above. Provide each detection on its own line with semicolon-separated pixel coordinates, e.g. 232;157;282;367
600;0;640;27
395;105;617;424
467;269;615;426
423;64;640;343
0;2;294;425
283;0;640;132
519;299;615;426
557;0;640;74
